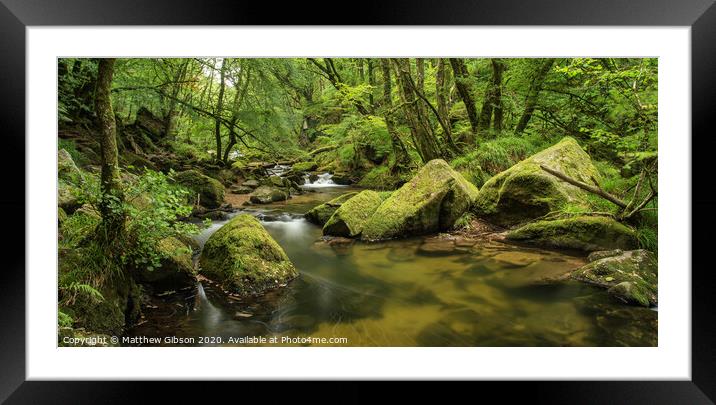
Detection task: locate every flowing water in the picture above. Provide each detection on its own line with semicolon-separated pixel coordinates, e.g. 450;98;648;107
125;186;657;347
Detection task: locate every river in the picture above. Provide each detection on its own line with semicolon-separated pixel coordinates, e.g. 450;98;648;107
124;184;657;347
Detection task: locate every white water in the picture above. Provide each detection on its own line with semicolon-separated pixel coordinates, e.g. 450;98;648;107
302;172;346;189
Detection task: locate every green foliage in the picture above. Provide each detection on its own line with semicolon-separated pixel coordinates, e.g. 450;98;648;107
58;311;74;328
59;168;202;309
169;141;210;161
58;58;97;123
452;136;539;187
58;139;89;167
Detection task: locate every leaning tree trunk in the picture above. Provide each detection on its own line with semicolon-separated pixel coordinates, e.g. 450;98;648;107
380;59;410;168
392;58;442;163
449;58;478;143
491;59;505;132
95;58;124;240
435;58;452;141
515;58;555;134
214;59;227;163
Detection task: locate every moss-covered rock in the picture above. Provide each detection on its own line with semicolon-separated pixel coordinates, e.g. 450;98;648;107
58;149;82;183
361;159;479;241
250;186;288;204
292;161;319;172
58;180;82;214
473;137;599;227
323;191;391;237
505;215;638;252
173;169;225;209
198;214;298;295
265;175;288;188
133;237;196;290
305;192;359;226
571;249;657;307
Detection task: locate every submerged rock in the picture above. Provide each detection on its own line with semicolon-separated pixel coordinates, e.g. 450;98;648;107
304;192;359;226
417;237;457;256
323;190;391;238
571;249;657;307
361;159;479;241
249;186;288;204
199;214;298;296
173;169;225;209
133;237;196;290
473;137;599;227
505;215;638;252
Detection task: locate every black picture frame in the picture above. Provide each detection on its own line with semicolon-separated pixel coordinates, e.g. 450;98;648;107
1;0;714;402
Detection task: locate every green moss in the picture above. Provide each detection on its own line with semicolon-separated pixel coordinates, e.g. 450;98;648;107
506;215;638;252
292;161;319;172
305;192;359;226
134;237;196;289
357;166;409;190
249;186;288;204
58;148;82;184
361;159;479;241
473;137;600;227
173;169;225;209
199;214;298;295
572;250;657;307
323;190;391;237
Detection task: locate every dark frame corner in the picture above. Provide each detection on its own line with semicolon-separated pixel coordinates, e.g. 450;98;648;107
1;0;714;402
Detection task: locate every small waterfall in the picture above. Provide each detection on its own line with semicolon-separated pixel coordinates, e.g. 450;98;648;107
302;172;345;188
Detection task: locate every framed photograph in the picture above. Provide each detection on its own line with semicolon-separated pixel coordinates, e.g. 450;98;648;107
2;0;715;401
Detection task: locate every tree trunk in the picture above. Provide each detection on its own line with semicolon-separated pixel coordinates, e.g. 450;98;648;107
214;59;227;163
491;59;505;132
164;59;189;141
435;58;452;143
380;59;410;167
392;58;441;163
515;58;555;133
448;58;478;144
95;58;124;239
367;58;376;109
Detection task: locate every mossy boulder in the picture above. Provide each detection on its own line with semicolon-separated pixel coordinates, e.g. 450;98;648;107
305;192;359;226
292;161;319;172
323;191;391;237
473;137;599;227
505;215;638;252
58;180;82;214
173;169;225;209
58;149;82;183
361;159;479;241
198;214;298;295
133;237;196;290
242;179;260;188
250;186;288;204
265;175;288;188
571;249;657;307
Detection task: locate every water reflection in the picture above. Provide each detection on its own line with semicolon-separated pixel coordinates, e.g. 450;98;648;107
126;187;657;347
